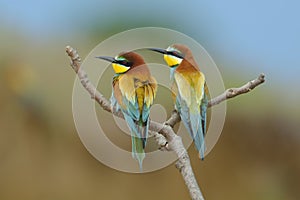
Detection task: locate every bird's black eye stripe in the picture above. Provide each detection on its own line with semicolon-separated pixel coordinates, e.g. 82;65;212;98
116;60;132;67
168;51;184;59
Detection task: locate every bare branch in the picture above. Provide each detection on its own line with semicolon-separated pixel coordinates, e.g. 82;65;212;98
66;46;112;113
150;131;169;151
65;45;265;200
208;74;265;107
165;110;181;128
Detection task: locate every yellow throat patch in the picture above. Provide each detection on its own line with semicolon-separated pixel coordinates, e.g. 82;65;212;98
112;63;130;74
164;54;183;67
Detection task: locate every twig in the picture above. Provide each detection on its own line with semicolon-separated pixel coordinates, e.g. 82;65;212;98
208;74;265;107
66;45;265;200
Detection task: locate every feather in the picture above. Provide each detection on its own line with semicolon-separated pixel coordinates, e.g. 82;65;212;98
119;75;136;104
201;86;209;136
123;112;145;171
131;135;145;171
174;73;191;106
110;91;120;112
116;73;157;170
173;70;207;160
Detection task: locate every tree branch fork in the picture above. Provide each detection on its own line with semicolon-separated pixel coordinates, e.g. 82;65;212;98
65;46;265;200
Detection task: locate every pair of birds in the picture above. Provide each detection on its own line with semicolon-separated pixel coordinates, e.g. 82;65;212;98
97;44;208;170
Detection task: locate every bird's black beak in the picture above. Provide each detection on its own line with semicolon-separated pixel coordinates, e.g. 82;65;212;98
148;48;168;54
95;56;116;63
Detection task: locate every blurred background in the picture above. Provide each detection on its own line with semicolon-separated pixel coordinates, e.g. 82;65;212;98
0;0;299;199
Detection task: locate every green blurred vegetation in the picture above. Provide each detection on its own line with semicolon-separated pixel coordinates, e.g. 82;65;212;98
0;22;299;200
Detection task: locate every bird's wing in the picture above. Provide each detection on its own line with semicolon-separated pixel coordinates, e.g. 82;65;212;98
174;72;192;107
201;83;209;136
192;71;206;104
143;76;157;122
174;71;207;159
116;75;145;169
118;74;157;141
174;70;205;105
118;74;157;170
118;75;140;120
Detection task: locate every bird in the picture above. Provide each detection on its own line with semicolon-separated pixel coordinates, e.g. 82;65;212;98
149;44;208;160
96;51;157;170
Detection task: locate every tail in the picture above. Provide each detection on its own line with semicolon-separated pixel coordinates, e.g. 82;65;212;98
190;111;206;160
131;135;145;172
180;104;206;160
123;113;148;171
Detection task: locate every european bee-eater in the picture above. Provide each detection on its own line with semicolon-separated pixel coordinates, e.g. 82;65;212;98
149;44;208;160
97;51;157;170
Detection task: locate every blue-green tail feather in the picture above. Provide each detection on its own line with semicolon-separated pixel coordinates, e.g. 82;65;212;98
178;98;207;160
190;111;206;160
123;112;148;171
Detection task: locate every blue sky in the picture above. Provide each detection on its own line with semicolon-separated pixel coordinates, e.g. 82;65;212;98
1;0;300;97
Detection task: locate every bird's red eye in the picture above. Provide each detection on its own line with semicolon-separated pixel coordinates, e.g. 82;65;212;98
172;51;184;59
119;60;132;67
